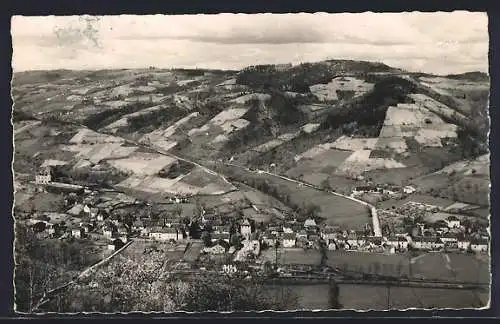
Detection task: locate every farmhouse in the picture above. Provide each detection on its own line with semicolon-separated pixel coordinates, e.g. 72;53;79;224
282;233;296;248
149;227;180;241
35;167;52;185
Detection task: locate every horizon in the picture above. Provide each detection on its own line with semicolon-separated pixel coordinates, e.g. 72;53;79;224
11;59;489;77
11;12;488;75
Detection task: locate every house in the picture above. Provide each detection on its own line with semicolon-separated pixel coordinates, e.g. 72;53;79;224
97;211;108;222
440;232;459;244
202;213;217;224
297;229;308;240
81;223;94;233
457;238;471;250
213;225;231;235
149;227;180;241
283;223;294;233
35;167;52;184
117;226;128;242
413;237;444;250
346;233;365;248
103;224;117;238
365;236;383;247
71;227;84;239
282;233;296;248
262;232;277;247
304;218;317;228
470;239;489;253
327;241;338;250
132;220;145;232
268;225;282;236
403;186;417;194
446;216;461;229
385;236;409;250
240;219;252;238
204;244;226;255
320;227;338;242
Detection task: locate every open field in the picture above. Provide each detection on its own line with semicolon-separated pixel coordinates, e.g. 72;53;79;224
309;76;373;102
107;153;177;176
224;166;371;228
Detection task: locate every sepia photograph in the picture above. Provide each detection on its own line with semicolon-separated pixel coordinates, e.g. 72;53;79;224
11;12;490;313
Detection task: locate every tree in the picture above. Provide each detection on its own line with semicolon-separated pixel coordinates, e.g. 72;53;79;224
230;234;243;249
201;231;212;247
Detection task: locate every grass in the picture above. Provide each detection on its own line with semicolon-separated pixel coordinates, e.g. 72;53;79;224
224;166;371;229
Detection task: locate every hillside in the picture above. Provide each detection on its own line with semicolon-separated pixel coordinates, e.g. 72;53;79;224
12;60;490;213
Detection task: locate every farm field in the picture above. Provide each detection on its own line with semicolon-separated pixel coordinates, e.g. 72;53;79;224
224;166;371;228
286;148;352;183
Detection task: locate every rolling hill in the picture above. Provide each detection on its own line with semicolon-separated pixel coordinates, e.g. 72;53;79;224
12;60;490;213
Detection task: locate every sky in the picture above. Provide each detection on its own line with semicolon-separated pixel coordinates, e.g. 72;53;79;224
11;12;488;75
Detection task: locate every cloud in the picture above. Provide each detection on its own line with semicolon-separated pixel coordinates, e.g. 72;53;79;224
11;12;488;74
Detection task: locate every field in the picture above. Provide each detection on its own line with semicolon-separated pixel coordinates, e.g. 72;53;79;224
140;112;200;144
309;76;373;102
102;104;166;131
336;149;406;176
331;136;378;151
286;149;352;185
63;143;139;164
227;168;371;229
107;153;177;176
69;128;124;145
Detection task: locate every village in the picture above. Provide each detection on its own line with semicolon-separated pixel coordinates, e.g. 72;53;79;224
15;163;490;280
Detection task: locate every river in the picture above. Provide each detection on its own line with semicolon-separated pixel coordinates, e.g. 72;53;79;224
267;283;490;310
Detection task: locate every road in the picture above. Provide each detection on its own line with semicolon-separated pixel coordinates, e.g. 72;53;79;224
223;162;383;237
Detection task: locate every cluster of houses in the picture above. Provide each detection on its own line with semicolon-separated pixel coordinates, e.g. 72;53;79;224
380;200;490;254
